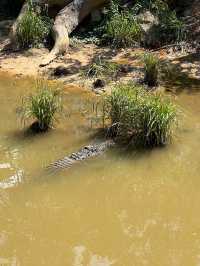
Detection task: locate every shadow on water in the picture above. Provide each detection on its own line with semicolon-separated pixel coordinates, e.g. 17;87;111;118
9;126;54;144
107;140;168;163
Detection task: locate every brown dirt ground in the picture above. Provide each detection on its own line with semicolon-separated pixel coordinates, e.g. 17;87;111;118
0;35;200;91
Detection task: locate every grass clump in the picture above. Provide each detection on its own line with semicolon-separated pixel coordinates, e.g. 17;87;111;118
103;83;177;148
104;1;142;48
143;53;160;87
84;56;120;80
16;0;52;48
19;80;63;132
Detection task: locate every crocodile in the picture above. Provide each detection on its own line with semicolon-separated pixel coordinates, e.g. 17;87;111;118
0;139;115;189
47;139;115;172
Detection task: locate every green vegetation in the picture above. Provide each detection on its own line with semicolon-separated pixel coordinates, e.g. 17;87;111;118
84;56;120;80
134;0;185;44
70;19;105;46
104;1;142;48
157;10;185;44
134;0;170;15
16;0;52;48
79;0;185;48
19;80;63;132
143;53;160;87
102;83;177;148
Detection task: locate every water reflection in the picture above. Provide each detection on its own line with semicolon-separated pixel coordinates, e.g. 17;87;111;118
0;169;23;189
0;256;19;266
73;245;115;266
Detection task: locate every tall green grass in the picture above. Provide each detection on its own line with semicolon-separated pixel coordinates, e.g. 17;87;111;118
143;53;160;87
16;0;52;48
104;1;142;48
103;83;177;147
19;80;63;132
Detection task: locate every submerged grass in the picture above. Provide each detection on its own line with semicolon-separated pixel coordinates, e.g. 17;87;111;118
19;80;63;132
102;82;177;148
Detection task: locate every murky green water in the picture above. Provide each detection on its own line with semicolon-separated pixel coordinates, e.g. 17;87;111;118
1;73;200;265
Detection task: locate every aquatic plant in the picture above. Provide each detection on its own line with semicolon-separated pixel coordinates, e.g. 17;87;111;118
104;1;142;48
16;0;52;48
143;53;160;87
102;82;177;147
19;80;63;132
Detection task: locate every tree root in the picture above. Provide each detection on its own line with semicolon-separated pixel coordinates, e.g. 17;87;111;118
11;0;107;66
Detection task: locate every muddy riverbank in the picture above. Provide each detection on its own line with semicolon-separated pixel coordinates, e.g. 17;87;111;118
1;34;200;93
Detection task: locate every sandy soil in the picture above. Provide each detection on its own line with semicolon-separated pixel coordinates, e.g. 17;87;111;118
0;43;144;77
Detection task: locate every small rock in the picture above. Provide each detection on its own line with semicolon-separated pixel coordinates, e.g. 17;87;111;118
137;10;159;47
180;63;193;69
93;79;106;89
